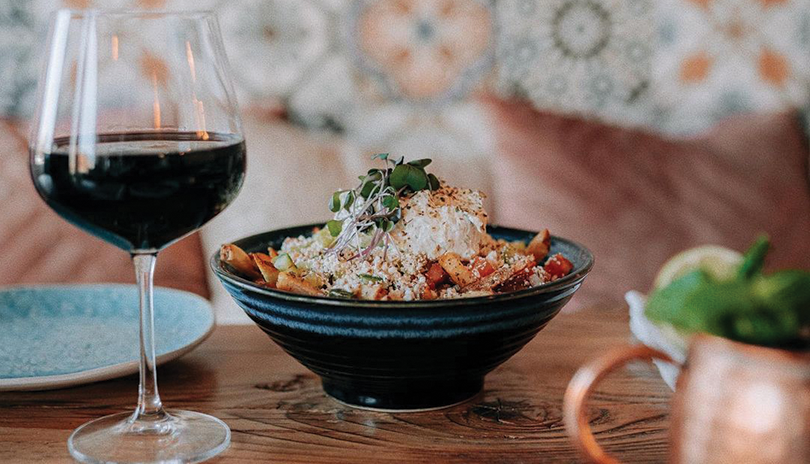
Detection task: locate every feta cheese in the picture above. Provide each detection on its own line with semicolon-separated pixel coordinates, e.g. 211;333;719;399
390;186;487;260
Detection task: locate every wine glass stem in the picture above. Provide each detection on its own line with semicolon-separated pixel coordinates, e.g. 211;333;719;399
132;253;167;422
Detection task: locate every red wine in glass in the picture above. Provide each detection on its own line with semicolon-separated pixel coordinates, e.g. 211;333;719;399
29;10;245;462
32;132;246;252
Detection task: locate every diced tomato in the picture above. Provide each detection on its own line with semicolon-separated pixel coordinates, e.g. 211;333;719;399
426;263;449;289
544;253;573;278
471;257;496;278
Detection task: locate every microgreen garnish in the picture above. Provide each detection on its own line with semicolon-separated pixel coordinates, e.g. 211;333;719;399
327;154;439;260
326;220;343;237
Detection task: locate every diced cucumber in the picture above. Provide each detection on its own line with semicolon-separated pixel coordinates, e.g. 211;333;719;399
314;227;335;247
272;253;295;271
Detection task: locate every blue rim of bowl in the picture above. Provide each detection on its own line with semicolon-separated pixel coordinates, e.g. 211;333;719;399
210;223;594;310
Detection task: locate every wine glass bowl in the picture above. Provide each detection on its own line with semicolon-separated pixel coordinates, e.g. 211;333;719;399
28;9;244;463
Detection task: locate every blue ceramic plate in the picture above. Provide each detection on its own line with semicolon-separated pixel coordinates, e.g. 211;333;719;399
0;284;214;391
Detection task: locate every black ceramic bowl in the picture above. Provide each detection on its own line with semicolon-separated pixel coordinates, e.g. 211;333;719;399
212;223;593;410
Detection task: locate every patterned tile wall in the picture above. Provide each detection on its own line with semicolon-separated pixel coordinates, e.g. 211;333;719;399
654;0;810;134
496;0;655;127
2;0;810;142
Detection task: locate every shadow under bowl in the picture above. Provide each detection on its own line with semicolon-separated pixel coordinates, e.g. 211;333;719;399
211;224;593;410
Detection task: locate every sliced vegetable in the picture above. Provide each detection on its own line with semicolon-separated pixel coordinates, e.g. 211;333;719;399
544;253;573;279
220;244;261;279
360;285;388;300
527;229;550;263
251;252;280;287
304;273;324;289
425;263;449;289
471;257;495;278
277;272;322;296
438;252;477;287
464;256;533;292
314;227;336;247
495;262;536;293
272;253;296;272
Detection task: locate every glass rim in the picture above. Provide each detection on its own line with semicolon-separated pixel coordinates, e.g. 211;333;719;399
51;8;216;19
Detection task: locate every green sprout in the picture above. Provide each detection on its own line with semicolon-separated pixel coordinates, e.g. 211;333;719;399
326;154;439;260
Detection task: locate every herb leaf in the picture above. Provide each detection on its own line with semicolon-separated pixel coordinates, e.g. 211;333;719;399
428;173;440;190
390;164;428;191
326;219;343;237
326;154;437;261
359;273;383;282
328;288;355;299
754;271;810;326
645;236;810;348
342;190;355;211
382;195;399;210
738;235;769;280
407;158;432;168
328;191;342;213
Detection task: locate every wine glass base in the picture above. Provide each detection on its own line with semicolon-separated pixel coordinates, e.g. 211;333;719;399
68;410;230;463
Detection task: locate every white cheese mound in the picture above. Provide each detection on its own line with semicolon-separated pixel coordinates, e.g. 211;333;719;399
390;185;488;260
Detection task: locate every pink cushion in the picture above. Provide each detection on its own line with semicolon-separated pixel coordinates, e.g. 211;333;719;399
484;98;810;308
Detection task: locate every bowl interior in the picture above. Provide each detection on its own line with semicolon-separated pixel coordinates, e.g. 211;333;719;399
211;223;594;310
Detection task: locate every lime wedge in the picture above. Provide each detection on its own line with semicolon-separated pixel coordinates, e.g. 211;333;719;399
653;245;743;290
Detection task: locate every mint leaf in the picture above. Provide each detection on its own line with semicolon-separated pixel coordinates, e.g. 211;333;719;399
647;236;810;347
754;271;810;326
646;269;711;328
681;280;757;337
738;235;769;280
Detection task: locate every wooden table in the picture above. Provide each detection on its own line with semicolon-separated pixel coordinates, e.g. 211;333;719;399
0;306;672;463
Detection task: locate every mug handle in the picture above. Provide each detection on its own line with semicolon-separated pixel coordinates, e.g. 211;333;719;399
563;345;680;464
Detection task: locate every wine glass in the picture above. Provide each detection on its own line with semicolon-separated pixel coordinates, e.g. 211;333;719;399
28;9;245;463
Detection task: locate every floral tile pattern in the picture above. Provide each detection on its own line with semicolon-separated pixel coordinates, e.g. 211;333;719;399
653;0;810;134
495;0;655;126
2;0;809;139
0;4;41;118
218;0;335;104
348;0;494;103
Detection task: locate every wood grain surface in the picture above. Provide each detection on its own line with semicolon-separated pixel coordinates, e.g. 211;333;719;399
0;305;672;463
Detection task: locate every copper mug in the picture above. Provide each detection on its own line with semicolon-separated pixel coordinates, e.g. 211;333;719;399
564;335;810;463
